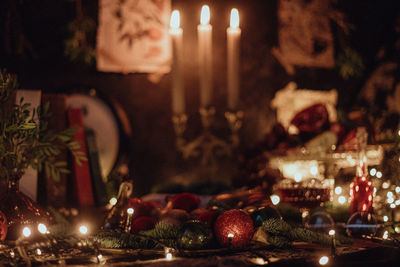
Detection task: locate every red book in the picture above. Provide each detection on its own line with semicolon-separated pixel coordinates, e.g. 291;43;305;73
67;108;95;207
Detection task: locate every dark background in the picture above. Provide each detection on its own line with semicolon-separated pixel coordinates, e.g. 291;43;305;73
1;0;400;196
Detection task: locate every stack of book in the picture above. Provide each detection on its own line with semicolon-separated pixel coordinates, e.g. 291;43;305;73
7;90;108;208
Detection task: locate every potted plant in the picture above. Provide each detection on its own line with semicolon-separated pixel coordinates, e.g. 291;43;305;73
0;69;85;239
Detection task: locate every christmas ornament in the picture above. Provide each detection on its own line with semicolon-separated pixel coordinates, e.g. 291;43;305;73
104;181;133;230
305;211;334;233
0;180;53;240
251;206;281;227
0;210;7;241
128;198;152;219
131;216;156;234
160;209;190;227
290;104;329;139
172;193;201;212
197;210;218;228
178;220;212;249
346;212;377;238
190;208;208;219
214;209;254;247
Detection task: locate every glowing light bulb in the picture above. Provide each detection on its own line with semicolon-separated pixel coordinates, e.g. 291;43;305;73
376;171;382;179
319;256;329;265
387;197;394;204
228;233;234;239
395;226;400;233
127;208;134;215
22;227;31;238
294;173;302;182
398;129;400;136
335;186;342;195
383;230;389;239
200;5;210;25
383;216;389;222
170;10;180;29
396;187;400;193
338;196;346;204
38;223;47;234
79;225;88;235
310;166;318;176
166;252;173;261
109;197;117;206
36;249;42;255
230;8;239;28
254;257;265;265
97;254;103;260
370;168;377;176
390;203;396;208
383;182;390;189
270;195;280;205
329;229;335;236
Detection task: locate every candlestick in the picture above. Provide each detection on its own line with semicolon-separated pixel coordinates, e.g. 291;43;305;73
198;5;213;107
170;10;185;114
227;8;241;110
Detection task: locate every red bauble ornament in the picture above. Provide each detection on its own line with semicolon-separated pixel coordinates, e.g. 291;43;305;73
0;210;8;241
290;104;329;137
214;209;254;247
172;193;200;212
128;198;152;219
131;216;157;234
197;210;218;228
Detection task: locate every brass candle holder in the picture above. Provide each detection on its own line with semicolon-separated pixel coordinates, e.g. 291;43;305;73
172;107;243;167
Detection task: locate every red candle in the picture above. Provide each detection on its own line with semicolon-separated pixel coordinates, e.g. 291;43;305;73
350;161;373;214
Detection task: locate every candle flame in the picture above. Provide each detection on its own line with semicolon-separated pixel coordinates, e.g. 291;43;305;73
200;5;210;25
230;8;239;28
170;10;180;29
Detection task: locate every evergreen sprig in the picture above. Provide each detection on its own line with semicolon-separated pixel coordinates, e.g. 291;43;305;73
262;218;349;247
92;222;180;249
0;69;86;183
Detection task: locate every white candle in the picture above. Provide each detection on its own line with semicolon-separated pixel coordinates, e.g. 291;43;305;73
227;8;241;110
198;5;213;107
170;10;184;114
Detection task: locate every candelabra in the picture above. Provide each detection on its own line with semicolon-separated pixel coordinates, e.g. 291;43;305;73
172;107;243;168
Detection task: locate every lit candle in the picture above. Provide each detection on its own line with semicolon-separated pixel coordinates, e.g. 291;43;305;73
198;5;213;107
227;8;241;110
170;10;185;114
